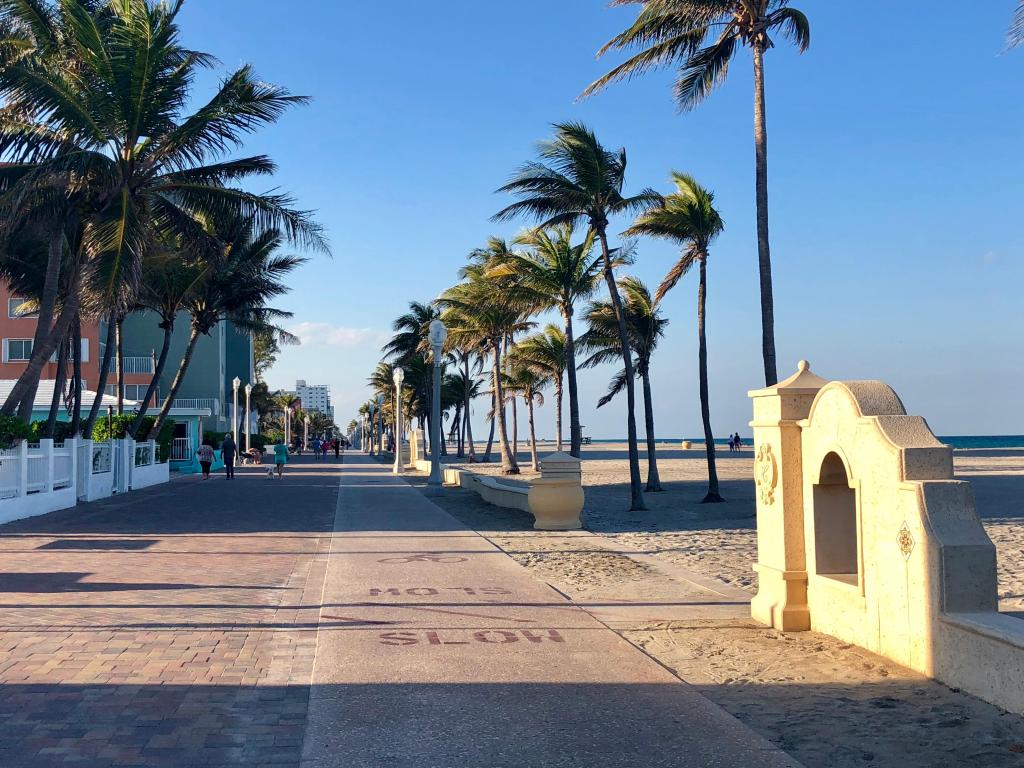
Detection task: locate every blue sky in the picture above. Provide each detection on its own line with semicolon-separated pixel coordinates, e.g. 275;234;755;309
179;1;1023;438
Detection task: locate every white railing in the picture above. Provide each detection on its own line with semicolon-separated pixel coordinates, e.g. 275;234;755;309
14;440;72;495
2;437;171;522
166;398;218;414
0;445;20;499
122;356;154;374
26;444;47;493
171;437;192;461
52;443;73;490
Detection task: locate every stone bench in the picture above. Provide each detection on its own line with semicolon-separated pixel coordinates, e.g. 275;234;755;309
410;452;584;530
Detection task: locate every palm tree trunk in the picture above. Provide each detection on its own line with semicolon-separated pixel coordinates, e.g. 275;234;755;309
491;340;518;474
697;257;723;503
115;316;124;414
596;227;645;511
640;365;662;491
555;374;564;453
13;231;63;422
5;292;81;425
45;336;69;438
453;403;463;457
148;324;201;440
82;317;117;437
483;360;496;464
527;394;539;472
129;321;173;437
463;356;476;461
483;411;495;462
753;38;777;387
69;316;82;436
511;395;518;461
563;310;581;457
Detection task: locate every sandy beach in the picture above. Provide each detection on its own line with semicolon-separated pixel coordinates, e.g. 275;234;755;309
403;441;1024;767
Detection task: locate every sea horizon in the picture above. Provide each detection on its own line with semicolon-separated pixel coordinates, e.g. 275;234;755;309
475;435;1024;450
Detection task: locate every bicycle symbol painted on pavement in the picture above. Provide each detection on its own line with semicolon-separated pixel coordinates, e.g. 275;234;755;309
377;553;469;564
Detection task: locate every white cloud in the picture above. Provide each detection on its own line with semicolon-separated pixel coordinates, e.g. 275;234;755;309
288;322;387;347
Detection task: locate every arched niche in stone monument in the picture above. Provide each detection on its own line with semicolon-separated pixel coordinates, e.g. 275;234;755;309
812;451;859;585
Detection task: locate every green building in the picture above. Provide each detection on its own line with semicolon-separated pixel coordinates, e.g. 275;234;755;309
119;311;255;457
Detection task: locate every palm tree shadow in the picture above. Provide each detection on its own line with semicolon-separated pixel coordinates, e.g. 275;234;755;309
0;573;286;593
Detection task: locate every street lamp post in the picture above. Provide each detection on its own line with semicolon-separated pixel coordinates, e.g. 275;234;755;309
244;383;252;452
376;394;385;456
427;319;447;490
393;367;405;474
231;376;241;447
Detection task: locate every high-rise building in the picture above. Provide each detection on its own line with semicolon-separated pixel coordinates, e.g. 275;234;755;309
295;380;333;420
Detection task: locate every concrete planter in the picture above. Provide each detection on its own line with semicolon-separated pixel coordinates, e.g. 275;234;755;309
528;476;583;530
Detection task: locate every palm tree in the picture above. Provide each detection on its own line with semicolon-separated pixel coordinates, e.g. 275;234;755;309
504;364;550;472
126;247;205;436
486;225;608;458
509;325;567;452
495;122;659;509
578;277;668;492
462;237;522;463
583;1;810;387
440;268;533;474
1010;2;1024;48
382;301;440;364
0;0;325;419
368;360;398;448
446;367;483;458
148;219;305;439
626;173;725;503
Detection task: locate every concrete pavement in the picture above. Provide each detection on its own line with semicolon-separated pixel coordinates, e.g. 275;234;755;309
0;450;798;767
303;453;798;767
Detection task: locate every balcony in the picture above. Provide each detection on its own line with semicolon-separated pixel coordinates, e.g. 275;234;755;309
121;356;154;374
164;398;219;415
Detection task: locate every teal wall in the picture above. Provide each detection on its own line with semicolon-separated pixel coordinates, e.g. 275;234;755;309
121;311;252;431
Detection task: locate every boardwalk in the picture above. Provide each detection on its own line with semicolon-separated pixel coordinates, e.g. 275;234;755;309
0;453;797;767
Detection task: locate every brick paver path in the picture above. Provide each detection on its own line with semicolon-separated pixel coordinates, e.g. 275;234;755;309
0;456;341;767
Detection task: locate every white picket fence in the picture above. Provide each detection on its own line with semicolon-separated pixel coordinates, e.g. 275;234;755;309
0;437;170;525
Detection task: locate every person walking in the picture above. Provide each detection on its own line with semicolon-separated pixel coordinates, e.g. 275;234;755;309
221;433;236;479
272;439;289;478
333;437;340;461
311;436;322;461
197;441;214;479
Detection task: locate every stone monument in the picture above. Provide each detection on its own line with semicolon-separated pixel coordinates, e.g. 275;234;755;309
749;361;1024;714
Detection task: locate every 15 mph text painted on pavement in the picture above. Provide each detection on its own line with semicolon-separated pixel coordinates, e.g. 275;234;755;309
370;587;512;596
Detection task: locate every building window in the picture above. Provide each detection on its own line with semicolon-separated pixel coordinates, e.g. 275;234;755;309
7;298;38;319
4;338;33;362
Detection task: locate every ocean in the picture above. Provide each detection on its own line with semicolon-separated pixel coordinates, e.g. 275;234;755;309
585;436;1024;450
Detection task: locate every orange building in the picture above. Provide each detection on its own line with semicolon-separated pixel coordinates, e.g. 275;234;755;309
0;282;102;388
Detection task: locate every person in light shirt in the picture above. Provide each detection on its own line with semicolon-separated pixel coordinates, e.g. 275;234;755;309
197;442;214;479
